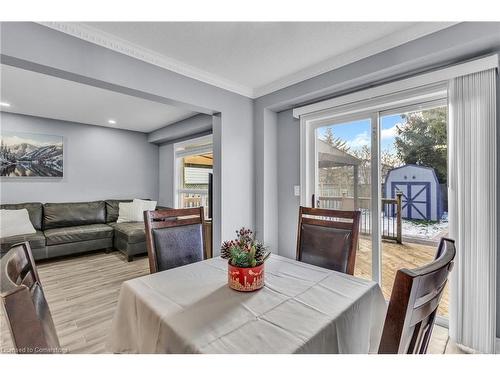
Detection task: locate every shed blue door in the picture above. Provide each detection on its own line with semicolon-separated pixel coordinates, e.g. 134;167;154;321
391;182;431;220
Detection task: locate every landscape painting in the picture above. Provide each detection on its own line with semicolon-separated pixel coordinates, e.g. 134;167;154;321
0;131;63;177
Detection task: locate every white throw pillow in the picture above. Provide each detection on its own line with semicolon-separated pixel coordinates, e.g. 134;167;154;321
0;209;37;238
116;199;157;223
133;199;157;213
116;202;138;223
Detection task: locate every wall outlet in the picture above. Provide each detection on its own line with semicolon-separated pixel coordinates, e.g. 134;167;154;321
294;185;300;197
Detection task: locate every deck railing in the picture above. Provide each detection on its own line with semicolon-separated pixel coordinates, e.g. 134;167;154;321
381;192;402;243
178;190;210;219
317;192;402;243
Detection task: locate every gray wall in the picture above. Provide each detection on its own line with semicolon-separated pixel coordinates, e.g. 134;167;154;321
0;112;159;203
158;143;175;208
277;109;300;259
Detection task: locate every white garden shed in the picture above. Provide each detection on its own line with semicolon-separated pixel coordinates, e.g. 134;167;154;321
384;164;443;221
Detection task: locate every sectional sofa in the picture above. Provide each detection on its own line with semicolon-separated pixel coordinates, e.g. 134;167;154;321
0;200;162;261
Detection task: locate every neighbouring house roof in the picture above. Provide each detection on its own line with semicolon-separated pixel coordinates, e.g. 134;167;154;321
317;139;361;168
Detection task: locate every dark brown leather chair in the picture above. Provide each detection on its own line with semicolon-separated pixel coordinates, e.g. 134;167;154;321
0;242;60;354
144;207;205;273
378;238;456;354
296;206;361;275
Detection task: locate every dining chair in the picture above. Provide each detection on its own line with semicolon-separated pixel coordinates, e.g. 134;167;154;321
378;237;456;354
296;206;361;275
144;207;206;273
0;241;60;354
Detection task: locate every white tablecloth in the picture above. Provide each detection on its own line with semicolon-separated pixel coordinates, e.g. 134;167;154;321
107;254;387;354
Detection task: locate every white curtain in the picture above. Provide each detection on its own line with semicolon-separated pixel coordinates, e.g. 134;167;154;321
449;68;497;353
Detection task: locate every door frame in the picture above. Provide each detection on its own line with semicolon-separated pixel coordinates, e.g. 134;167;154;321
298;84;454;326
173;135;213;210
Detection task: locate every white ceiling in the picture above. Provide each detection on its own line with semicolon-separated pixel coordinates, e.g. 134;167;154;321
0;64;197;133
41;22;456;98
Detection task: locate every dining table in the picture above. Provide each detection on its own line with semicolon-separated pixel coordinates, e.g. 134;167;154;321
107;254;387;354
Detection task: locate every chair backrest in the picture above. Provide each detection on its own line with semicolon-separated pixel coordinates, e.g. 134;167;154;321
378;238;456;354
144;207;205;273
0;242;60;354
296;206;361;275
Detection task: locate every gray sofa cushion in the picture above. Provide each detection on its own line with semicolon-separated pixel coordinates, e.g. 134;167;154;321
0;230;46;253
43;201;106;230
104;199;133;223
109;222;146;244
0;202;43;230
44;224;113;245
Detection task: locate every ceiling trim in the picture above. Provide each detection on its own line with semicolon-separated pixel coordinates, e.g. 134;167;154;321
37;21;254;98
38;22;458;100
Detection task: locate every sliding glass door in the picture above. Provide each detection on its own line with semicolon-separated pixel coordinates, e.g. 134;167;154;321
301;92;450;320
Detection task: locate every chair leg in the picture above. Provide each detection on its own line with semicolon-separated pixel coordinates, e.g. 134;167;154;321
127;255;133;262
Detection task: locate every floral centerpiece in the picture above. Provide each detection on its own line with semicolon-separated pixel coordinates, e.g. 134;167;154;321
221;228;270;292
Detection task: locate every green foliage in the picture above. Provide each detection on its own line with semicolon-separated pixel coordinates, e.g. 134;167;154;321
394;108;448;184
221;228;270;268
230;246;254;267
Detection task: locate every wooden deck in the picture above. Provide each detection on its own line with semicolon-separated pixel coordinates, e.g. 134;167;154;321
354;237;449;317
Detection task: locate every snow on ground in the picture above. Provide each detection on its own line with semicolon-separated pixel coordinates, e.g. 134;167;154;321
360;211;449;241
401;217;449;240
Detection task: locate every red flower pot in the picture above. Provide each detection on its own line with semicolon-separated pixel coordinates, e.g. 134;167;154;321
228;262;265;292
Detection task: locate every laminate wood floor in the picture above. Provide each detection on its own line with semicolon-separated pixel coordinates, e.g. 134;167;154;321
1;250;461;354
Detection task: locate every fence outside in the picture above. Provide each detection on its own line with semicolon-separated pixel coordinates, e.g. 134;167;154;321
317;192;402;243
